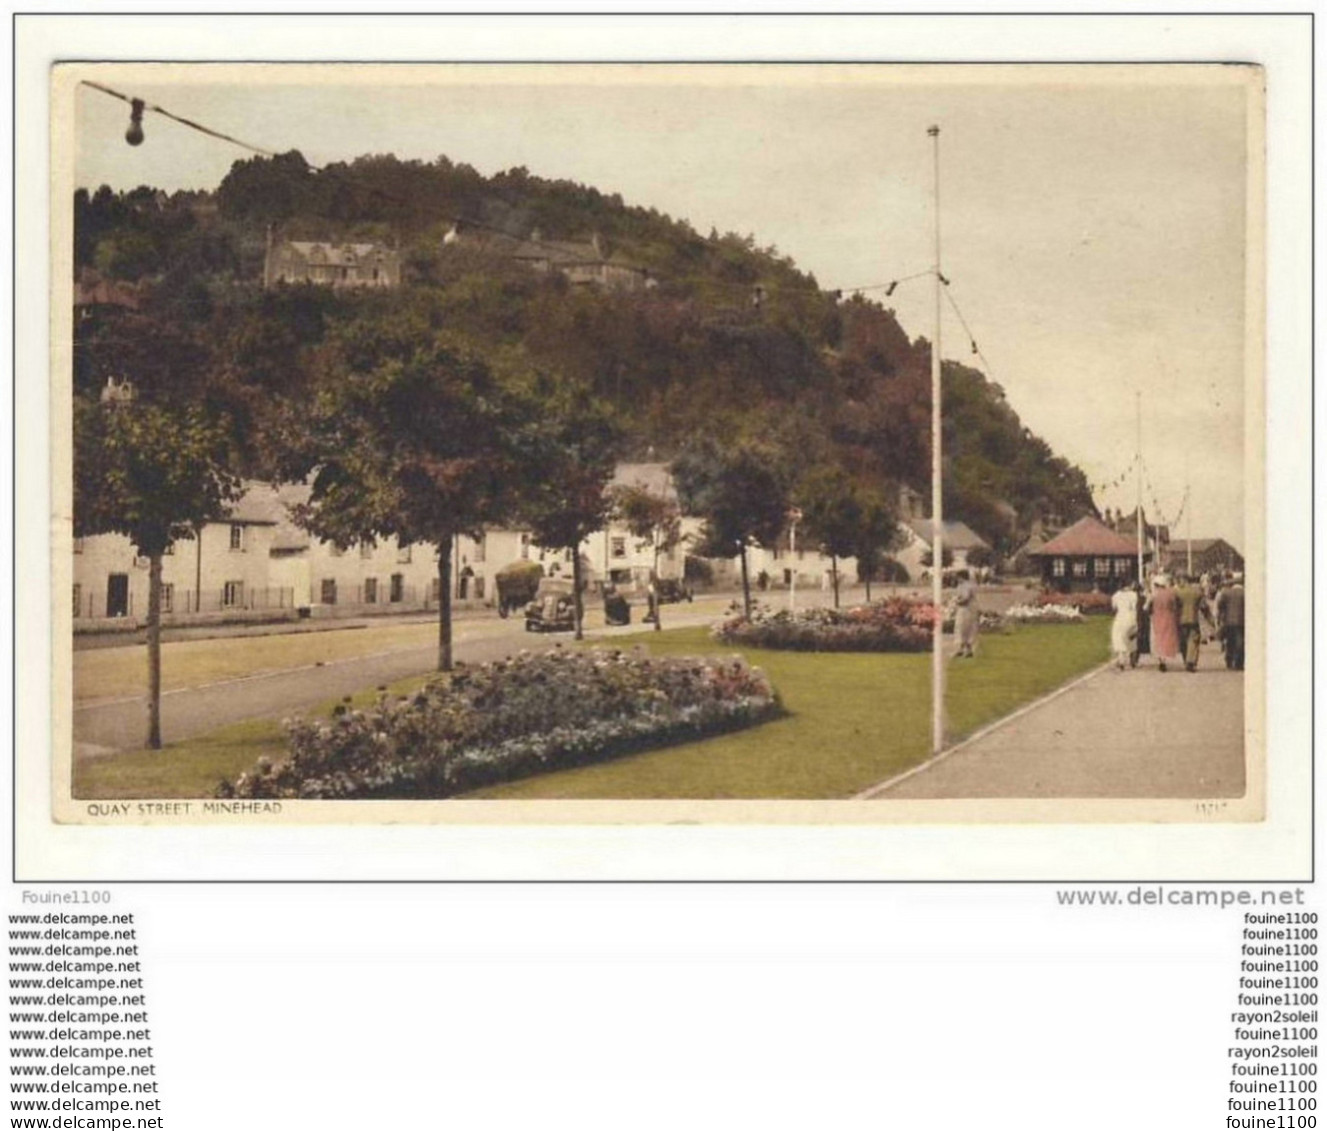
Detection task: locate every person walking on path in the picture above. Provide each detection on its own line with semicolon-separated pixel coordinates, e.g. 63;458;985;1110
1110;584;1139;671
1148;575;1182;672
953;570;979;658
1175;575;1209;672
1216;573;1245;670
1131;579;1150;667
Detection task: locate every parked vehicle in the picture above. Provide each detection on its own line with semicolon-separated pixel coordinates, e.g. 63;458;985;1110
524;578;577;633
655;578;694;604
495;560;544;618
603;588;631;627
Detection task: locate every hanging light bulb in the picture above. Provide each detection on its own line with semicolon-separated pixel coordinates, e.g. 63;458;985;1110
125;99;145;147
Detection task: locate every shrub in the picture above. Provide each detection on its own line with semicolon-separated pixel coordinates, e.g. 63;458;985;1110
1036;591;1112;615
683;556;715;586
1005;603;1085;624
713;598;938;652
217;647;779;800
868;557;910;584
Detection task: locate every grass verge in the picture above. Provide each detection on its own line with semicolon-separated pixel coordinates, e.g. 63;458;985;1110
467;620;1110;799
75;618;1109;800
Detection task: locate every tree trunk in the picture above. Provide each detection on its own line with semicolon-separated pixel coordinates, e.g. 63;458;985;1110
651;533;663;633
571;548;585;641
739;540;752;619
436;537;454;671
831;555;840;609
146;552;163;750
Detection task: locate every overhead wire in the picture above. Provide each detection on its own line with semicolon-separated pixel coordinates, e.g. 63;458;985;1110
79;78;1029;380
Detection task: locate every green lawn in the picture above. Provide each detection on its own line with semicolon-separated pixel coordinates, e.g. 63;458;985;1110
76;618;1109;800
467;620;1111;799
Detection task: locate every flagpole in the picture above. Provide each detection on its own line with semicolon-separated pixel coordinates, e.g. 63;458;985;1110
1136;392;1144;584
929;124;945;756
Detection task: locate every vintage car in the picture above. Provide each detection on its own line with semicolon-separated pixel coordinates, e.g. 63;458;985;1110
655;578;694;604
524;577;577;633
494;560;544;618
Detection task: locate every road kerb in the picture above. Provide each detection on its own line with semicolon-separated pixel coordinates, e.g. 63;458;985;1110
852;659;1115;800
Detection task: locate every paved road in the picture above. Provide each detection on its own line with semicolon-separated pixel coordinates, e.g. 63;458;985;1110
72;600;731;754
867;642;1245;799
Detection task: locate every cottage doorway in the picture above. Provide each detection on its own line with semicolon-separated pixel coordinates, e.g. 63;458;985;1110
106;573;129;618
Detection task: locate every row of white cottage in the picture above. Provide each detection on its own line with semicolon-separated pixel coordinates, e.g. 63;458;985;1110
71;464;990;626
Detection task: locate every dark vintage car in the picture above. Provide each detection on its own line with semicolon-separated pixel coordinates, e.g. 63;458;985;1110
524;578;577;633
655;578;694;604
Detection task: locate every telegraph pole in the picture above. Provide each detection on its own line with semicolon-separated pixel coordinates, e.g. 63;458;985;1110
928;124;945;755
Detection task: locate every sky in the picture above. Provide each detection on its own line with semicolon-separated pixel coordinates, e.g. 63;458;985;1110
70;63;1255;549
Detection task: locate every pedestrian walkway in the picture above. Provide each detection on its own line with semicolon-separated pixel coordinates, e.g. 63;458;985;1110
865;643;1245;799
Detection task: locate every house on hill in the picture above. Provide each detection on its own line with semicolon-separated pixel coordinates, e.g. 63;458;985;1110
264;236;401;289
1031;514;1148;593
445;224;652;292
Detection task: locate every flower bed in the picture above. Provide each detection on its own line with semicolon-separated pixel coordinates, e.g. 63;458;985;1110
1004;602;1085;624
1035;591;1113;615
217;648;780;800
714;598;939;652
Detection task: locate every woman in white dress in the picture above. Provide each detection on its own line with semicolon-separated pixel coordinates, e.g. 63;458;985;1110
1109;585;1139;671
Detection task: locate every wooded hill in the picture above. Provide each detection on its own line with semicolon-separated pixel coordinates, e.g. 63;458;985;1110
74;151;1095;554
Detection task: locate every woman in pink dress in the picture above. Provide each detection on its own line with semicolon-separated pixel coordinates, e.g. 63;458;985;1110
1147;575;1181;672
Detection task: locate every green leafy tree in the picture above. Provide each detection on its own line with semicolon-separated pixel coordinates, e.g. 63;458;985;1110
291;314;532;671
797;467;862;610
520;383;622;641
672;438;790;618
611;483;683;633
73;308;242;750
853;488;904;602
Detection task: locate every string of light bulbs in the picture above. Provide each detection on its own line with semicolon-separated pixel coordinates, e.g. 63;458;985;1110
1085;452;1138;499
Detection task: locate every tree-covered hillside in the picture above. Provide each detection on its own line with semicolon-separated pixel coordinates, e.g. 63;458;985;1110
74;151;1094;553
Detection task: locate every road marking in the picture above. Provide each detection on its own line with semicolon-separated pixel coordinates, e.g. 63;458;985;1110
852;659;1115;800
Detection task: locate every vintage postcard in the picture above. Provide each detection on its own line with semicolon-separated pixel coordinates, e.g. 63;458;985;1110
37;58;1275;850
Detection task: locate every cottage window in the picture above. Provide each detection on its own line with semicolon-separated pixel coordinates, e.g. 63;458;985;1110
1095;558;1111;575
222;580;244;608
320;579;337;605
611;537;627;559
72;584;82;618
397;544;412;564
364;578;378;604
229;524;244;551
1114;558;1131;576
1052;558;1066;578
390;574;405;603
359;542;374;560
160;583;174;614
1072;561;1088;577
473;536;486;564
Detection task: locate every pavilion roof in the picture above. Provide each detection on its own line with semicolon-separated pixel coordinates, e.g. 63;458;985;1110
1031;515;1141;557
